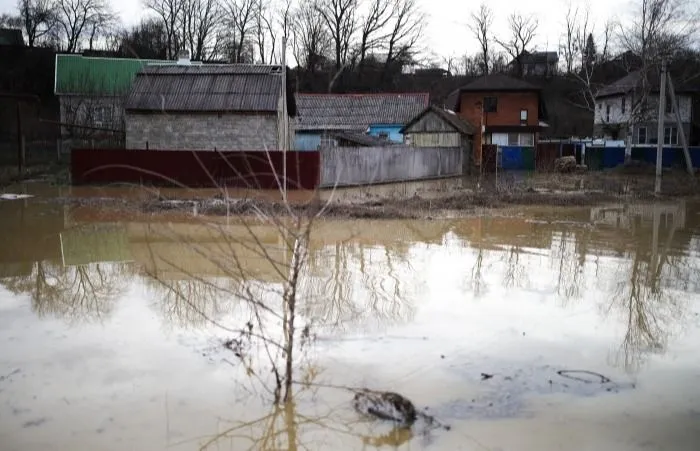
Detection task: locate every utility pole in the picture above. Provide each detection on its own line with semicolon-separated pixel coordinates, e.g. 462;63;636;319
655;60;667;194
281;36;288;203
666;75;694;176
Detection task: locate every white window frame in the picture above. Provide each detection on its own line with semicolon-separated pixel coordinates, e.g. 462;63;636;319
664;126;678;145
520;109;528;121
637;126;647;144
519;133;534;147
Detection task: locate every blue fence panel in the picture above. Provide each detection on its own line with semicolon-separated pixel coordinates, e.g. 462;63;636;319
501;146;524;170
294;133;321;151
602;147;626;168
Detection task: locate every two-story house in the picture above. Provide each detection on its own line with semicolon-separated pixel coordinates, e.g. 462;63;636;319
593;70;696;145
448;74;547;164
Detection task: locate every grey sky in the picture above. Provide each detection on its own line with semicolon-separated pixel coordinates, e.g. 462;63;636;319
0;0;626;61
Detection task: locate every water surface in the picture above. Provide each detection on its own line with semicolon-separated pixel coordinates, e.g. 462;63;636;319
1;184;700;450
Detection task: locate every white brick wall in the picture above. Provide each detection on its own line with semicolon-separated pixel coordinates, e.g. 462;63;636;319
125;113;280;150
594;94;692;125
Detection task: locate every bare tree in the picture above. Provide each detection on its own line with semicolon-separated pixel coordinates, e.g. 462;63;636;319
314;0;358;70
144;0;184;59
54;0;111;52
382;0;425;77
180;0;220;60
357;0;392;66
223;0;257;63
290;1;331;72
495;12;538;77
16;0;57;47
617;0;698;157
469;3;493;75
561;2;579;74
85;7;116;50
252;0;277;64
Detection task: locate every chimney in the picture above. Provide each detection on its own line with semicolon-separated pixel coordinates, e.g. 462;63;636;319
177;50;191;65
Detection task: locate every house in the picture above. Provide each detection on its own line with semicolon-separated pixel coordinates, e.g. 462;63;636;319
54;53;178;148
0;28;24;46
124;63;296;151
593;70;696;145
401;105;475;147
293;93;429;150
509;51;559;77
401;105;475;173
447;74;547;165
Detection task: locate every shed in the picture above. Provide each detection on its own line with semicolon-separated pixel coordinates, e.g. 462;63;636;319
124;64;296;151
294;92;428;150
401;105;475;174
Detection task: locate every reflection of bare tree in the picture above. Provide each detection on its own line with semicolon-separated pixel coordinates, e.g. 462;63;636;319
1;260;131;323
197;389;413;451
605;205;687;372
551;229;587;305
468;245;487;297
501;245;528;289
302;242;417;336
142;275;240;329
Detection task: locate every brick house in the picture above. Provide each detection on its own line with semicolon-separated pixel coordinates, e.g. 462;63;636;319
54;54;178;150
447;74;548;165
124;63;296;151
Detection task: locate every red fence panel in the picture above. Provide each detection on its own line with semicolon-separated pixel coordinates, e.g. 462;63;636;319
71;148;321;190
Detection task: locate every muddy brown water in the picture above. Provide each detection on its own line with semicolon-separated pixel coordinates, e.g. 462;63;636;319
2;183;700;450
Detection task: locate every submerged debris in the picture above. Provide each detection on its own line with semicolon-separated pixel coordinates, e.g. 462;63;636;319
352;388;450;430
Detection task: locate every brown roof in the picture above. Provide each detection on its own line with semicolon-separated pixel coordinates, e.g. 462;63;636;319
458;74;540;92
400;105;476;135
294;92;429;132
124;64;294;114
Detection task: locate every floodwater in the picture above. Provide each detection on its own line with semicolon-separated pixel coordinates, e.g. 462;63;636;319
2;183;700;451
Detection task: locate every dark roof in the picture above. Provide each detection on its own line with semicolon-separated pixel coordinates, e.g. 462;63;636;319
294;92;429;132
400;105;476;135
331;131;393;146
0;28;23;47
457;74;540;92
125;64;295;114
517;51;559;64
595;69;698;99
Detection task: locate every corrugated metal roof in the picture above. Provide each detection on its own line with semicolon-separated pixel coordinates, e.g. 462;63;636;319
294;93;429;131
54;54;174;95
401;105;476;135
124;65;284;112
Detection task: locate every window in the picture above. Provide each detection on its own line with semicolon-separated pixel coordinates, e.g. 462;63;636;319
665;96;678;114
664;126;678;145
637;127;647;144
92;105;113;126
597;103;602;110
507;133;519;145
605;105;611;122
520;109;528;121
621;97;626;114
483;96;498;113
519;133;534;146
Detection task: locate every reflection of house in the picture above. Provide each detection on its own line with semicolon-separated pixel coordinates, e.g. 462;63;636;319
447;74;548;164
593;70;696;144
294;93;429;150
54;53;175;148
124;61;296;151
590;202;686;230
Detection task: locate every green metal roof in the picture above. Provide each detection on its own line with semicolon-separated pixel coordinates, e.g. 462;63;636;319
54;54;174;96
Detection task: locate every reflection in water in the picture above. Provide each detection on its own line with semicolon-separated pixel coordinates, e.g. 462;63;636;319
1;261;131;323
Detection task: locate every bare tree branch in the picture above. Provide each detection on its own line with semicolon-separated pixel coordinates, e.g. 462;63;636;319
469;2;493;75
494;12;538;77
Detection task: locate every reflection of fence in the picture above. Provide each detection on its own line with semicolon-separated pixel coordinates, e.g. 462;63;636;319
590;202;686;229
72;148;321;189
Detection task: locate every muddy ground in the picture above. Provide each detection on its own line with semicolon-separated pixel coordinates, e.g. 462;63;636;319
48;165;700;220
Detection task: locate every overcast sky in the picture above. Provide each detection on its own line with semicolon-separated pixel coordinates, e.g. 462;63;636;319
0;0;627;60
